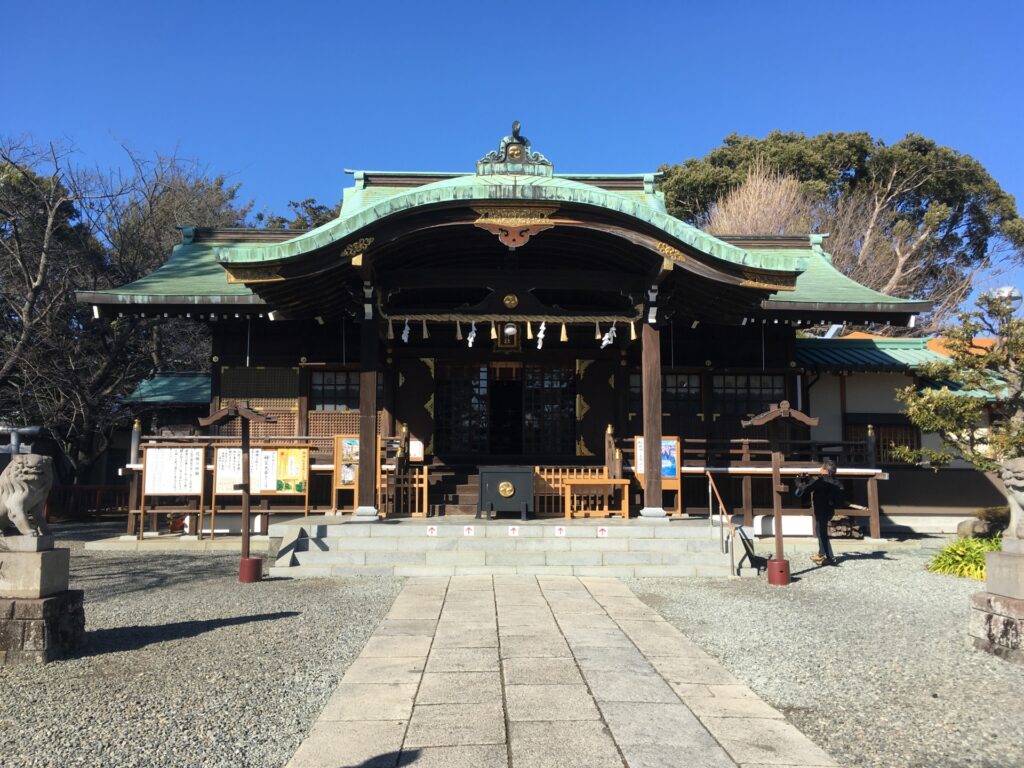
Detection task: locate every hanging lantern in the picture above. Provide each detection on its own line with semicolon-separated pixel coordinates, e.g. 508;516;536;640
455;320;463;341
387;319;395;340
560;322;568;342
422;319;429;339
526;321;533;340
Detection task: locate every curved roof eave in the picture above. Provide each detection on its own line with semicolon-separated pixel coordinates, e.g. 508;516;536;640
213;174;808;274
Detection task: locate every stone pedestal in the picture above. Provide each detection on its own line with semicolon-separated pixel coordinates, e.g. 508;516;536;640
970;538;1024;663
0;541;84;665
0;590;84;665
0;548;69;598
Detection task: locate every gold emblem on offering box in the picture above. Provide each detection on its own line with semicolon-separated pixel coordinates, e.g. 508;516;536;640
498;481;515;498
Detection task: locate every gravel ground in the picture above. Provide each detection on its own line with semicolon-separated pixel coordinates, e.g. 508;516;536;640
0;523;402;768
629;546;1024;768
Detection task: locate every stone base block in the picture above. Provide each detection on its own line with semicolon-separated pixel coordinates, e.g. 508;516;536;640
0;535;54;552
0;548;70;598
985;551;1024;601
0;589;84;665
969;590;1024;663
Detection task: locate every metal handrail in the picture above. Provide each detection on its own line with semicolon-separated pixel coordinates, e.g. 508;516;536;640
705;471;737;574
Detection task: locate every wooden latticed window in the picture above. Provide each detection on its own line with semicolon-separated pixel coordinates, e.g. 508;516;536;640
711;374;787;440
311;371;359;411
845;422;921;465
435;363;489;453
628;372;702;437
216;367;299;439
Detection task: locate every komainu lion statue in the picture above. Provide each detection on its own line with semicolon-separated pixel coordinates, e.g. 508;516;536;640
0;454;55;537
1001;457;1024;539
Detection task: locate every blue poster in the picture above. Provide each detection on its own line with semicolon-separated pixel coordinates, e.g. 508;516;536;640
661;439;678;479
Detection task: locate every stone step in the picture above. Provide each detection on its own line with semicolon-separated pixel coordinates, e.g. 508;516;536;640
306;536;724;554
270;521;716;540
269;561;736;579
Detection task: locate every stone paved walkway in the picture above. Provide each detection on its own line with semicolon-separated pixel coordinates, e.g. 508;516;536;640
286;575;838;768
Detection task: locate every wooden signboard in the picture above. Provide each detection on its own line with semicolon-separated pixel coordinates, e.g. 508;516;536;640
139;444;207;540
210;445;311;531
142;445;205;495
332;435;361;512
634;436;682;513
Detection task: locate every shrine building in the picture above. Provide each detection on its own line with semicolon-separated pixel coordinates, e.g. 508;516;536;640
80;125;998;536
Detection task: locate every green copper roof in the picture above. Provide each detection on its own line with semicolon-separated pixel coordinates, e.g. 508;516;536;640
78;241;258;306
795;338;947;371
215;173;806;273
79;236;921;316
127;373;211;404
762;246;927;312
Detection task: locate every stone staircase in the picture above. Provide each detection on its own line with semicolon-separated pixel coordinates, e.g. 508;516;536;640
268;516;741;579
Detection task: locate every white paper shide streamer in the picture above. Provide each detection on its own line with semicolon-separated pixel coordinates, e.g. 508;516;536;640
600;322;617;349
536;321;546;349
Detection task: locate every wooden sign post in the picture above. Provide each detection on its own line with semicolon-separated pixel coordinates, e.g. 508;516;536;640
199;403;275;583
741;400;819;586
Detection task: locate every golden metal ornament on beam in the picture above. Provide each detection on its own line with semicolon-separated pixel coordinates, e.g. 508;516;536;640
472;206;558;249
503;293;519;309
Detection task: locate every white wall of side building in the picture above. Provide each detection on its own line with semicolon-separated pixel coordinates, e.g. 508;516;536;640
805;370;1005;533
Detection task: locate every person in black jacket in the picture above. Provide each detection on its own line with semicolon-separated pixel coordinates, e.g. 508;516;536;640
794;459;846;566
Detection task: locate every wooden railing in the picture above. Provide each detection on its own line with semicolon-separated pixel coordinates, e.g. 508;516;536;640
533;465;609;515
380;465;430;518
46;484;129;520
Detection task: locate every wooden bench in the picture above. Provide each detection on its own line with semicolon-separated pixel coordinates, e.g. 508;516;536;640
563;478;631;520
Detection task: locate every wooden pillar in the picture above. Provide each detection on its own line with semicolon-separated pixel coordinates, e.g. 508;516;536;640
740;439;753;526
771;450;784;561
381;363;396;437
240;417;252;559
640;322;664;515
355;314;380;517
867;476;881;539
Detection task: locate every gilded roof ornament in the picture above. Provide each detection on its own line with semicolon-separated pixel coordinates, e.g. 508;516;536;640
477;121;553;177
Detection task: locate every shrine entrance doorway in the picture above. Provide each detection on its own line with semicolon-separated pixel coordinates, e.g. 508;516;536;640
434;359;576;461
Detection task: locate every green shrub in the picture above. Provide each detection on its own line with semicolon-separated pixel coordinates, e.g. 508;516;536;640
928;535;1003;580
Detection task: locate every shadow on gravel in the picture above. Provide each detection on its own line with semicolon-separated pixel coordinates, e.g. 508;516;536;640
79;611;300;656
789;549;895;578
72;553;239;601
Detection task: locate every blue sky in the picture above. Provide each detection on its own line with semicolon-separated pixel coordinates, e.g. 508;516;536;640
6;0;1023;292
